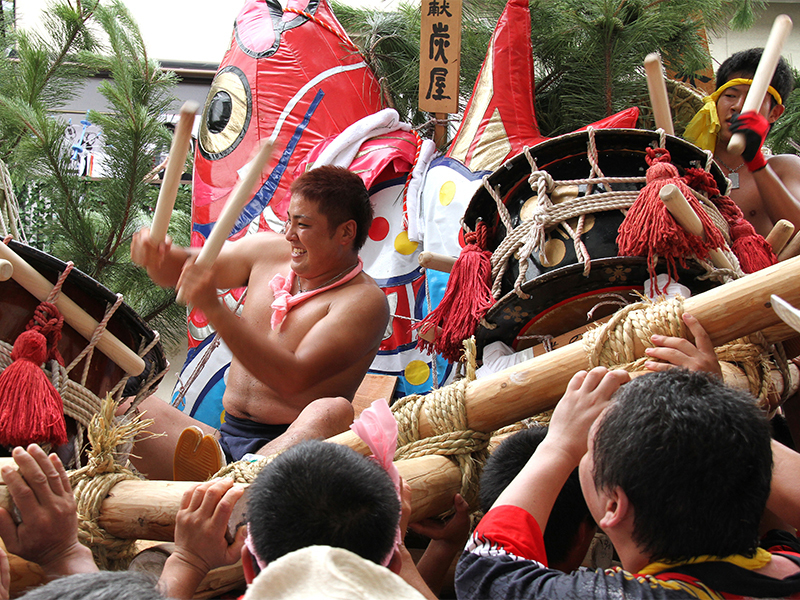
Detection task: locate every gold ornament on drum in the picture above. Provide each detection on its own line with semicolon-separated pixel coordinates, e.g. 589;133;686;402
519;184;580;221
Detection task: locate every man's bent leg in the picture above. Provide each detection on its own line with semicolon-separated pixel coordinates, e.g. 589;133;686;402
119;395;217;480
254;397;355;458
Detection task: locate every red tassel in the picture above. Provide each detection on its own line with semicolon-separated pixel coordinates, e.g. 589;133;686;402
0;330;68;448
617;148;727;289
683;168;776;273
415;223;494;363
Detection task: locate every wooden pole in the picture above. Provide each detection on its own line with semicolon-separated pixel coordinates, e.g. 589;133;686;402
0;453;461;542
728;14;793;155
434;113;448;150
765;219;795;256
333;255;800;450
644;53;674;135
0;242;146;376
0;258;12;281
149;101;199;244
778;232;800;261
418;250;456;273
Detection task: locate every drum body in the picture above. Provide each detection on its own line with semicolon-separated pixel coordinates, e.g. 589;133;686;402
462;128;728;357
0;240;167;402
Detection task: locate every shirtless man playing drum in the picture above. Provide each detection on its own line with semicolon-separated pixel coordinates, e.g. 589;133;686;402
687;48;800;236
128;166;389;480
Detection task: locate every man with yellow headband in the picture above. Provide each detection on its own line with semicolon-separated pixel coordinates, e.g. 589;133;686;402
684;48;800;237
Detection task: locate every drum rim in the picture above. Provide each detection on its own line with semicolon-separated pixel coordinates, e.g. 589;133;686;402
476;255;720;358
463;128;727;232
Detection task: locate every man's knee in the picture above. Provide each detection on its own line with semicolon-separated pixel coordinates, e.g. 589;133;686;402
296;396;355;433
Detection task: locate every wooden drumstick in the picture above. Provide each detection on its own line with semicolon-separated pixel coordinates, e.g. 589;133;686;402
418;251;456;273
418;322;442;343
644;53;675;135
0;242;146;376
765;219;795;256
150;101;200;244
778;232;800;261
728;14;793;155
176;141;273;305
0;258;12;281
659;184;734;271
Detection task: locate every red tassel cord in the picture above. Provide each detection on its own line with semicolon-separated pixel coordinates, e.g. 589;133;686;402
415;222;495;364
683;168;776;273
0;302;68;448
617;148;727;290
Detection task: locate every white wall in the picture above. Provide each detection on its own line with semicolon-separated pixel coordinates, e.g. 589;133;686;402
709;3;800;71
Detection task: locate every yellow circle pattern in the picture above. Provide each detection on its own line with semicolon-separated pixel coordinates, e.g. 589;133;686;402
394;231;419;255
404;360;430;386
439;181;456;206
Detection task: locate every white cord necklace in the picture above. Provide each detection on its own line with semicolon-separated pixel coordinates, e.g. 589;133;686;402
298;262;358;294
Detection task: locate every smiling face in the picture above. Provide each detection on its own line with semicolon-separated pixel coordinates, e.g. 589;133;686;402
715;73;785;142
284;194;355;280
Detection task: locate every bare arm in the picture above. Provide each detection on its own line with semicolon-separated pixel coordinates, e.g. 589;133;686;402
197;279;389;402
755;155;800;232
160;479;245;599
390;480;438;600
492;368;630;532
766;439;800;532
130;228;195;288
132;229;285;291
409;493;471;597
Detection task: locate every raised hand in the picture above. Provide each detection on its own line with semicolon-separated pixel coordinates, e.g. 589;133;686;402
729;111;769;171
645;312;722;379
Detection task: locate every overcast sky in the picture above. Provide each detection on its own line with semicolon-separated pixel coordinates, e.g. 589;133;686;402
15;1;800;71
16;0;401;65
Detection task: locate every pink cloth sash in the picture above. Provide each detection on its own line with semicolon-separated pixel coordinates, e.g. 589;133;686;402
269;258;363;331
350;398;403;567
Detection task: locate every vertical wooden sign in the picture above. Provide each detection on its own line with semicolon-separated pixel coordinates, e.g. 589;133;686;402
419;0;462;119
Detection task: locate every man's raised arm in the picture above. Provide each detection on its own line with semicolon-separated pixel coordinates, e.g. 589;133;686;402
491;368;629;533
200;274;388;404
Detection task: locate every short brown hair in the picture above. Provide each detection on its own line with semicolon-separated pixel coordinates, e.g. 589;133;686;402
290;166;373;250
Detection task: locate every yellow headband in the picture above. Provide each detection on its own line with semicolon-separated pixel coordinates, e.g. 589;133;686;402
683;78;782;152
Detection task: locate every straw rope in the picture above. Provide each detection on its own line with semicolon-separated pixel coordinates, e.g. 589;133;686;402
68;395;156;570
582;295;786;409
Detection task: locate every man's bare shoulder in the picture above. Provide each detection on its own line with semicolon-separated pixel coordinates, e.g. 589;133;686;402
768;153;800;179
334;272;389;317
